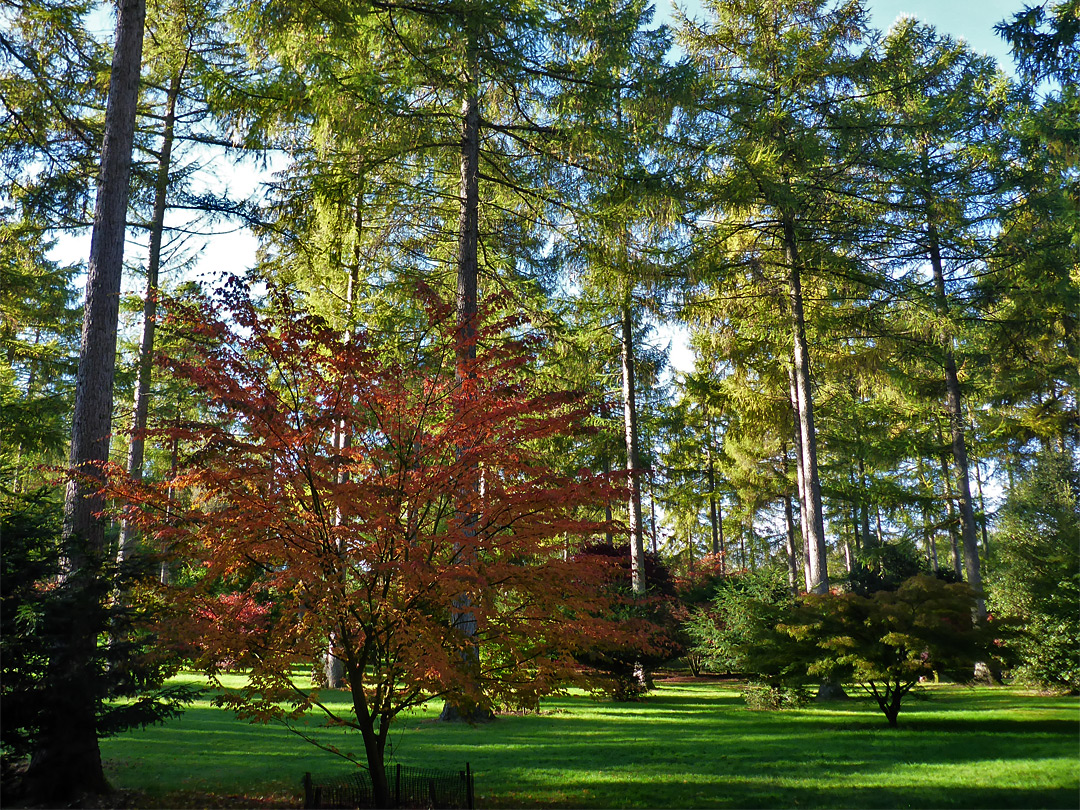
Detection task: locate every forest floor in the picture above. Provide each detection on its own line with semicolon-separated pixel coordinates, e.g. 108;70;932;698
91;674;1078;809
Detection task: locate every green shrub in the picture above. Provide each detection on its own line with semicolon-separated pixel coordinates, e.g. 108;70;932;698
0;490;199;783
683;565;795;676
688;568;998;726
786;576;995;725
740;682;810;710
988;447;1080;693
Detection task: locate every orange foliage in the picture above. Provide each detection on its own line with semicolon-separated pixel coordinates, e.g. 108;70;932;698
105;279;640;766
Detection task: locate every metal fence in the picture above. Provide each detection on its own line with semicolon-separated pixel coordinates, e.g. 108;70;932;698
302;763;475;809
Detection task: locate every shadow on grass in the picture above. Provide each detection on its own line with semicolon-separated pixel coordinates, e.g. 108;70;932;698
100;681;1079;809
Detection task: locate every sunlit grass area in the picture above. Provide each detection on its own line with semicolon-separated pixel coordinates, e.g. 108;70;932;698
99;675;1079;808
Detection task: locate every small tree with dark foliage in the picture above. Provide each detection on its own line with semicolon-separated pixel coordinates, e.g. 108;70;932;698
0;490;198;804
784;576;996;726
572;541;685;698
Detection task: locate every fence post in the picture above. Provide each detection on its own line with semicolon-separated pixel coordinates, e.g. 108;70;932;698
395;763;402;808
466;762;474;810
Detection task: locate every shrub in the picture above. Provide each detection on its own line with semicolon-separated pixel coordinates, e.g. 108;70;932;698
573;542;685;698
0;490;198;800
683;565;796;676
740;682;810;711
786;576;995;725
988;447;1080;692
687;568;998;726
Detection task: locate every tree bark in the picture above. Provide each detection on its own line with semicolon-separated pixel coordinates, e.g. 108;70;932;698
784;494;800;595
325;187;364;691
31;0;146;801
787;365;811;592
926;202;984;619
917;458;939;572
440;73;490;723
706;415;720;557
858;457;873;551
118;65;182;561
620;296;646;595
783;216;828;594
347;657;391;808
939;445;964;577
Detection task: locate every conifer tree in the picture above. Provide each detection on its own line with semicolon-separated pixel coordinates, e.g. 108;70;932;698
25;0;147;799
678;0;873;593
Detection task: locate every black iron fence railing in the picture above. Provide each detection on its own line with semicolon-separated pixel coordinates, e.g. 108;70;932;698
302;763;475;809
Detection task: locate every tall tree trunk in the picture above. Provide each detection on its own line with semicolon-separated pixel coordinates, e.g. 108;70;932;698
118;65;182;562
850;505;860;551
969;428;990;556
620;295;646;595
937;423;964;577
787;366;811;592
440;72;490;722
784;494;799;595
926;211;984;618
706;416;720;556
325;189;364;691
31;0;146;801
602;455;614;546
649;469;659;554
858;457;873;551
161;412;180;585
784;217;828;593
784;219;845;700
917;458;939;572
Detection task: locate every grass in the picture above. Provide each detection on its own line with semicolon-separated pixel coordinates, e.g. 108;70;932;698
99;674;1080;808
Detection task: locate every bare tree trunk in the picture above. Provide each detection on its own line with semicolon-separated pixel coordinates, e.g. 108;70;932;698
324;192;363;691
784;220;827;594
918;456;939;572
602;455;614;545
784;494;799;595
649;469;659;555
161;413;180;586
32;0;145;802
118;65;183;562
706;416;720;557
858;457;873;551
440;70;490;723
926;213;984;618
787;366;811;592
937;422;964;577
620;296;646;595
969;429;990;556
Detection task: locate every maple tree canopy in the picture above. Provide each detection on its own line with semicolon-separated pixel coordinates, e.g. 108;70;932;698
105;279;654;780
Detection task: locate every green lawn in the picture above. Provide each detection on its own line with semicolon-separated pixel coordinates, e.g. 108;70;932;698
100;675;1080;808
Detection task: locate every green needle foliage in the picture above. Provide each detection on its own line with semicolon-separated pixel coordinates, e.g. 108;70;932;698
988;447;1080;693
0;490;201;802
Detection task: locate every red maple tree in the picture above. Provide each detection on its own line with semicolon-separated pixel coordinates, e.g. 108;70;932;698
108;279;642;803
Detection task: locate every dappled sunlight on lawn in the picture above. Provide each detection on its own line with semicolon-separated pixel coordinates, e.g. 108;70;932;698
99;678;1079;808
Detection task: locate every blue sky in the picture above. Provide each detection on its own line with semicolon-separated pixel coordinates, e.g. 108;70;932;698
661;0;1025;69
864;0;1023;65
